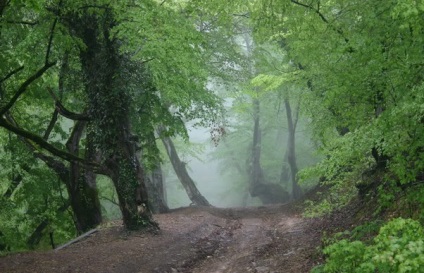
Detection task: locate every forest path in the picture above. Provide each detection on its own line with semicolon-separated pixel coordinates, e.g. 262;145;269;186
0;204;325;273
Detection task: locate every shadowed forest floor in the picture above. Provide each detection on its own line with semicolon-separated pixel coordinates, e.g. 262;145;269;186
0;203;348;273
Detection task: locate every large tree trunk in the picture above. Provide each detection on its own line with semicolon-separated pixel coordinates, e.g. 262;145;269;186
248;98;290;204
160;134;211;206
70;11;156;230
65;121;102;233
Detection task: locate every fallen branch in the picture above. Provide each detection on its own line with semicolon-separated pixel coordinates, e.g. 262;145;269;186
55;228;98;251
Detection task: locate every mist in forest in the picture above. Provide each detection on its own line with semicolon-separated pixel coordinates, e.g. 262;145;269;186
163;118;319;209
163;125;241;208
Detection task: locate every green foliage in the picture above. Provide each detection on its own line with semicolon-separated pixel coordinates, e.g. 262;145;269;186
244;0;424;215
317;218;424;273
0;148;75;253
303;183;358;217
404;185;424;223
97;175;121;221
349;220;384;242
113;0;223;126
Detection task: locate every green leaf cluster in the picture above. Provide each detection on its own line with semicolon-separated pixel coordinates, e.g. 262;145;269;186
317;218;424;273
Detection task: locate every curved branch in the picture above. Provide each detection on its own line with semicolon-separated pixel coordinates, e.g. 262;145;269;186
6;113;109;177
0;62;56;116
65;120;86;152
43;109;59;140
0;116;95;165
55;102;90;120
291;0;329;23
47;89;90;120
290;0;349;43
46;17;58;65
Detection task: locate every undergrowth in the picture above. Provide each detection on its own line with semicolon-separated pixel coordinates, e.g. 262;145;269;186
310;182;424;273
312;218;424;273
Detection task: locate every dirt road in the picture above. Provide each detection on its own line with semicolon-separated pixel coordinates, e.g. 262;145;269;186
0;205;325;273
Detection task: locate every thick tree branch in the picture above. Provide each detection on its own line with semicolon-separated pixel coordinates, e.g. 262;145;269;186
45;18;57;65
47;88;90;120
34;152;69;181
0;62;56;116
3;115;109;175
43;110;59;140
65;120;86;154
0;116;96;165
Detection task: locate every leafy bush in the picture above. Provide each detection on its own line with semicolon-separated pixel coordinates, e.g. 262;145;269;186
315;218;424;273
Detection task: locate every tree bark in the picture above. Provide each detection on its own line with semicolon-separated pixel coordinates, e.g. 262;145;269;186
65;121;102;233
144;164;169;213
160;134;210;206
67;10;156;230
284;99;303;200
249;98;265;196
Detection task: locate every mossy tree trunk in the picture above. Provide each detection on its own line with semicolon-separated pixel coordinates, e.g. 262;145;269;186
68;10;156;230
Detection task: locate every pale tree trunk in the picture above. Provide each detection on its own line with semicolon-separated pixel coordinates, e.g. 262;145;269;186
249;98;265;195
283;99;303;199
144;163;169;213
159;132;210;206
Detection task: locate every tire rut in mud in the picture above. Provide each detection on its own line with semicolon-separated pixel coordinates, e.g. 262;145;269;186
174;219;242;273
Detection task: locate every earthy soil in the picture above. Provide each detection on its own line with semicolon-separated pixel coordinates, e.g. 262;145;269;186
0;203;340;273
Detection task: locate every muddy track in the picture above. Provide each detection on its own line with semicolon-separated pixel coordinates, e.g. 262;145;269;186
0;205;323;273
